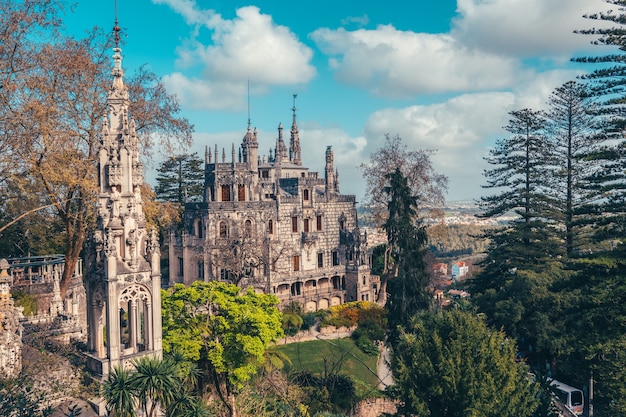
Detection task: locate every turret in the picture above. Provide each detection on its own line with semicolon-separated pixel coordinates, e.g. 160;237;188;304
289;94;301;165
241;124;259;172
325;146;335;195
276;123;287;163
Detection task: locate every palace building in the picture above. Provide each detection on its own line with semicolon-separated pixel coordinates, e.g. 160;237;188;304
169;100;379;311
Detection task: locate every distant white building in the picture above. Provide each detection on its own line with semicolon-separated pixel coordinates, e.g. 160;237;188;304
451;261;469;279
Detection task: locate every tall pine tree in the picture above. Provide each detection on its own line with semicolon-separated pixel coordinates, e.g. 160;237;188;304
545;81;603;257
155;153;205;204
473;109;565;348
574;2;626;247
477;109;563;272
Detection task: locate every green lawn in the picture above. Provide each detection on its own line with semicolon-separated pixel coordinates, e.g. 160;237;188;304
276;337;381;399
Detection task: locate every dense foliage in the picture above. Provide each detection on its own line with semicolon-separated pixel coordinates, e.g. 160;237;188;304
101;356;208;417
161;281;283;417
0;378;54;417
391;310;539;417
470;15;626;411
427;223;491;258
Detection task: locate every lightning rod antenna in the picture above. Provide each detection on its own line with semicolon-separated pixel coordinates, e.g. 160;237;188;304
247;79;251;129
113;0;121;48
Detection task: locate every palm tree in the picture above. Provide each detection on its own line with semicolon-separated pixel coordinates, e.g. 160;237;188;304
101;367;137;417
166;350;201;394
130;356;180;417
166;388;211;417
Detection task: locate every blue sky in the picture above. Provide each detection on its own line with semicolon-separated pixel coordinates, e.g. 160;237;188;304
64;0;615;203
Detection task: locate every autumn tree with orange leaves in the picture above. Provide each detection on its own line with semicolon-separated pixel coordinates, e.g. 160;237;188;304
0;0;193;295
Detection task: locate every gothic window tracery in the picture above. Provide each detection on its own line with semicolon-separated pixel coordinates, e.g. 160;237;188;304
219;222;228;238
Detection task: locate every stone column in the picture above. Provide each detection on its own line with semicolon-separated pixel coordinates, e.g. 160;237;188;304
129;300;137;351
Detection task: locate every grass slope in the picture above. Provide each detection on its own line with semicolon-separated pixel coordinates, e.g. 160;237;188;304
277;338;381;399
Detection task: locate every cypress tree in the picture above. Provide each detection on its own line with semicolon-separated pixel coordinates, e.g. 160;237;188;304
383;168;431;338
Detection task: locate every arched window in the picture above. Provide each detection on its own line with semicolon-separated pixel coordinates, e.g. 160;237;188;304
244;219;252;238
268;220;274;234
194;219;203;238
221;185;231;201
238;184;246;201
219;222;228;238
303;189;309;201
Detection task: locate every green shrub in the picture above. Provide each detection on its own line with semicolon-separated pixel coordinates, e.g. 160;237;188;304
293;371;357;414
282;312;303;336
352;317;385;342
11;290;37;316
355;335;379;356
301;312;317;330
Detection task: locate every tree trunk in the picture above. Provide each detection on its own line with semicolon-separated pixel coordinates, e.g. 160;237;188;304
229;392;238;417
61;232;84;298
60;195;87;298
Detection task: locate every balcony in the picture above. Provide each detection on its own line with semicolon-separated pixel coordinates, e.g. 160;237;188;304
301;232;318;244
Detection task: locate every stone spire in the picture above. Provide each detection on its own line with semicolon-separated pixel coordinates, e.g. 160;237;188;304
289;94;301;165
276;123;287;163
85;15;162;384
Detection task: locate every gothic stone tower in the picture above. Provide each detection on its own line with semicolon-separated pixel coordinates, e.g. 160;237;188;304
84;30;162;380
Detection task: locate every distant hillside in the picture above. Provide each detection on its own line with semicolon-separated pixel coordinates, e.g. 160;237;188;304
359;201;501;259
427;223;492;259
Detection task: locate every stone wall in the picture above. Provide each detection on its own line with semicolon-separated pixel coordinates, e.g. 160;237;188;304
351;398;397;417
0;288;22;377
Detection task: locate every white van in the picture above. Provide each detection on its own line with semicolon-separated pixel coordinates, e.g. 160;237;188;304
549;379;584;416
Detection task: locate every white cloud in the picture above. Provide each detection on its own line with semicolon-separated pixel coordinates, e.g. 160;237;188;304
310;25;523;97
363;92;515;151
510;69;589;110
199;7;315;85
299;126;368;200
360;93;516;200
309;0;614;98
301;126;367;168
341;15;369;27
453;0;615;58
357;67;595;201
162;72;248;111
153;3;316;110
151;0;215;26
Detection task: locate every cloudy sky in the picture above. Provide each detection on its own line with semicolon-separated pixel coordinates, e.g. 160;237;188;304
66;0;615;203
